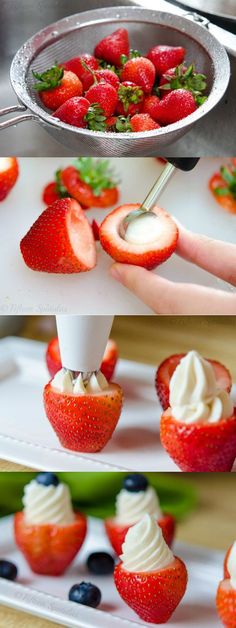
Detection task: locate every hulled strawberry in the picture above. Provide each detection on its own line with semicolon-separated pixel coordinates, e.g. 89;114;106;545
130;113;160;132
20;198;96;273
94;28;129;67
147;45;185;75
0;157;19;201
154;89;197;125
155;353;232;411
116;81;144;116
114;514;187;624
86;82;118;117
46;337;119;380
61;158;119;208
14;473;87;576
160;410;236;472
216;580;236;628
44;372;123;452
99;204;178;269
62;54;99;91
121;57;156;93
105;473;175;556
33;64;83;110
91;219;100;241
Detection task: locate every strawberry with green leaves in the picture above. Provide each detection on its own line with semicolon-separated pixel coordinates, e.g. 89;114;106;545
153;89;197;125
53;97;107;131
159;64;207;106
86;81;118;117
94;28;130;68
116;81;144;116
121;57;156;94
33;64;83;110
61;158;119;208
209;161;236;214
42;169;70;206
62;54;99;91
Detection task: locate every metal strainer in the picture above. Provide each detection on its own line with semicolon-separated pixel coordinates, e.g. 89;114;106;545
0;6;230;156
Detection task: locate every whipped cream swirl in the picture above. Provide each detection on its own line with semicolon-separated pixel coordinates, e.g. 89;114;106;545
115;486;162;526
169;351;233;424
120;514;174;573
52;368;108;395
23;479;75;526
228;541;236;590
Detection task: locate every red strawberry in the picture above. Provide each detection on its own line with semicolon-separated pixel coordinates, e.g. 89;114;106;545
216;580;236;628
86;82;118;117
0;157;19;201
224;544;235;580
130;113;160;132
53;96;90;128
155;353;232;411
141;95;161;120
121;57;156;94
159;65;188;96
46;337;118;380
147;45;185;75
43;380;123;452
99;204;178;269
61;164;119;209
14;511;87;576
154;89;197;125
20;198;96;274
94;28;129;68
209;165;236;215
114;557;187;623
160;409;236;472
42;181;61;205
91;219;100;241
116;81;144;116
62;54;99;91
33;65;83;111
105;513;175;556
95;69;120;90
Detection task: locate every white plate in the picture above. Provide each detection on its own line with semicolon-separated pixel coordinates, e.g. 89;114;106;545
0;515;223;627
0;157;234;315
0;337;235;472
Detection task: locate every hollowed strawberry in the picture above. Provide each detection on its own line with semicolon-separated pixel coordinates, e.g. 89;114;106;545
155;353;232;410
105;513;175;556
216;579;236;628
44;381;123;452
99;204;178;269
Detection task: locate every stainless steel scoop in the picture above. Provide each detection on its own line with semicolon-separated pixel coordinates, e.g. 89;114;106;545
120;158;199;238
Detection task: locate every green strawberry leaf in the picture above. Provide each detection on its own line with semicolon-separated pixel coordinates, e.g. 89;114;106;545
54;169;70;199
115;115;132;133
73;157;119;196
159;63;208;106
120;48;142;65
85;103;107;132
32;64;64;91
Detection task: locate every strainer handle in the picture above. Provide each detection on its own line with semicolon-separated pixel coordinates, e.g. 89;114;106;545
0;104;38;129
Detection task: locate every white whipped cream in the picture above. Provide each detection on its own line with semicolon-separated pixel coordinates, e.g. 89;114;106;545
120;514;174;573
227;541;236;590
52;368;108;395
169;351;233;425
23;479;75;526
125;213;163;245
115;486;162;526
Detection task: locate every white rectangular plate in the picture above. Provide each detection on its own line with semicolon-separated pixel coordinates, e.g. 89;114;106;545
0;515;223;627
0;158;234;315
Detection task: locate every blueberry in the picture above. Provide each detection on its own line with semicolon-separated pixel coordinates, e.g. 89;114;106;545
36;472;59;487
123;473;148;492
0;560;18;581
69;582;101;608
87;552;115;576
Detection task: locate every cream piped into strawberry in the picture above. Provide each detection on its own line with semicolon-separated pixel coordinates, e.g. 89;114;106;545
217;542;236;627
160;351;236;472
105;473;175;555
114;514;187;624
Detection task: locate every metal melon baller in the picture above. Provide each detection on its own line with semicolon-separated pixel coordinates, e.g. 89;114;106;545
120;158;199;239
56;315;114;382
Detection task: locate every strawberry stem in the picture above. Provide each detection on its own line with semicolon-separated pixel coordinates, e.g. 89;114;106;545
73;157;119;195
159;63;207;105
32;64;64;91
80;59;98;85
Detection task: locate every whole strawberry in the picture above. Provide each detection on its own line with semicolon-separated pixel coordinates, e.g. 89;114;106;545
95;69;120;90
117;81;144;116
33;65;83;110
62;54;99;91
130;113;160;132
86;82;118;117
53;96;90;128
94;28;129;67
121;57;156;93
147;45;185;75
154;89;197;125
142;95;160;120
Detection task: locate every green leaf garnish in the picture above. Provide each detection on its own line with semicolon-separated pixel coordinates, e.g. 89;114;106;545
73;157;119;196
32;64;64;91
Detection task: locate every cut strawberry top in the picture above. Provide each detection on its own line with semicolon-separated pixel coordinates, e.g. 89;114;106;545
100;204;178;270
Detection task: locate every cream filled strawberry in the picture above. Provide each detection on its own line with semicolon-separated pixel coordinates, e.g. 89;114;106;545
44;368;123;452
99;204;178;269
114;514;187;624
217;543;236;627
105;473;175;555
14;473;87;576
160;351;236;472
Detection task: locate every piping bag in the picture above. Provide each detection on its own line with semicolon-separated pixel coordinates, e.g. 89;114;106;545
56;316;114;377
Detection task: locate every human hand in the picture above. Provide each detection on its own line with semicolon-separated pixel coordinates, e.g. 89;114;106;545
109;226;236;314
